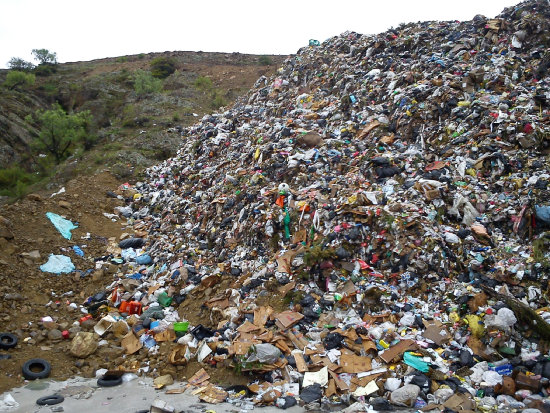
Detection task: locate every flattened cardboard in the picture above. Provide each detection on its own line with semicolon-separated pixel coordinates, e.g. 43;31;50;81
275;311;304;330
352;381;379;397
285;330;308;349
198;385;228;404
339;353;372;373
326;379;337;397
293;351;309;372
292;229;307;244
276;247;304;273
237;320;260;333
254;306;273;327
121;332;142;355
274;338;291;355
329;370;350;391
443;394;474;411
379;339;417;363
231;340;254;355
278;281;296;296
422;320;450;346
155;328;176;342
188;368;210;386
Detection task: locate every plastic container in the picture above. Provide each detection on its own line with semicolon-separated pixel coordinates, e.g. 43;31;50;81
174;322;189;337
157;292;173;307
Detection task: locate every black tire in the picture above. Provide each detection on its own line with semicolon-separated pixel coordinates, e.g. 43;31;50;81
97;374;123;387
36;394;64;406
0;333;18;350
22;358;51;380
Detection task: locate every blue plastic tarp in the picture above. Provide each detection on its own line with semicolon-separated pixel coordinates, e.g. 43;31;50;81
40;254;75;274
46;212;78;240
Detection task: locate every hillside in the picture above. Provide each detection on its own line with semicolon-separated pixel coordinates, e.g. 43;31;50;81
1;0;550;410
0;51;285;198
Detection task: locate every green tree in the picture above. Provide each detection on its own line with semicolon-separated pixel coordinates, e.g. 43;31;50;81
7;57;35;71
3;70;35;90
133;69;162;95
25;104;93;163
32;49;57;65
150;57;176;79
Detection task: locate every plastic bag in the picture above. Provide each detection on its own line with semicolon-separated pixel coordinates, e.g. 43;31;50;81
46;212;78;240
385;377;402;391
448;194;480;226
390;384;420;406
0;394;19;411
40;254;75;274
497;308;517;328
482;370;503;386
535;205;550;224
246;343;281;364
399;312;415;326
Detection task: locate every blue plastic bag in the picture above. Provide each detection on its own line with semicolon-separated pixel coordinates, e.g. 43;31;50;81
73;246;84;257
40;254;75;274
46;212;78;240
136;254;152;265
535;205;550;224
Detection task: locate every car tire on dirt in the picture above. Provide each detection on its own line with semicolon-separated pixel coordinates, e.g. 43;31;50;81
0;333;18;350
22;358;51;380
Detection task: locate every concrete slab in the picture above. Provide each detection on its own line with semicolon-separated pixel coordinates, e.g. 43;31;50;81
0;377;305;413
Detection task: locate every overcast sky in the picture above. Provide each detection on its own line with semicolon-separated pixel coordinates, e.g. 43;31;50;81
1;0;521;69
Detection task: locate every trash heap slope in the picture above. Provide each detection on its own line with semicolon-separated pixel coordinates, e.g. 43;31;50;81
138;0;550;291
106;0;550;407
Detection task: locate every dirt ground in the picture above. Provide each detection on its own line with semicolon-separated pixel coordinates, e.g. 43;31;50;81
0;172;128;393
0;171;275;394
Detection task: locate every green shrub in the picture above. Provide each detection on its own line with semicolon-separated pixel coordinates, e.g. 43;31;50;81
194;75;213;90
138;53;146;60
211;91;228;109
116;56;128;63
40;82;58;96
133;69;163;95
258;55;272;65
3;71;35;90
115;68;131;84
0;166;38;197
121;104;137;127
150;57;176;79
34;64;56;76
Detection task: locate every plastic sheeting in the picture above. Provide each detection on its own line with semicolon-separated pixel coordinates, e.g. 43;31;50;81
40;254;75;274
46;212;78;240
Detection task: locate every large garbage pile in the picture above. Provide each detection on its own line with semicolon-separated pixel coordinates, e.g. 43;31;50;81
7;0;550;411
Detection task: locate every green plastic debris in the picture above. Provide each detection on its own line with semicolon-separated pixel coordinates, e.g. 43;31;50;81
403;351;430;373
